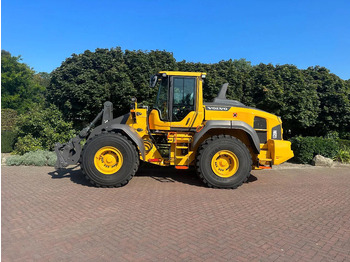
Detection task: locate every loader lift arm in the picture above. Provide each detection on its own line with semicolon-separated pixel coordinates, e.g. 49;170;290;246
55;101;113;168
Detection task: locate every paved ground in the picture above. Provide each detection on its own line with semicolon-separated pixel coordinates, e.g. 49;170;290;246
2;164;350;262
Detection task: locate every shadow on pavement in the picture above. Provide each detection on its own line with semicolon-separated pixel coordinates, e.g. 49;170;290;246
246;174;258;183
136;162;258;187
47;163;258;188
136;164;205;187
48;166;93;187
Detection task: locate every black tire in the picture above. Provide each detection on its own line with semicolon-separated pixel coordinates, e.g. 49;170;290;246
81;132;139;187
196;135;252;189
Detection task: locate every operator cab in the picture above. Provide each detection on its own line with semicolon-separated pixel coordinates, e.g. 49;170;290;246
149;71;206;131
152;73;195;122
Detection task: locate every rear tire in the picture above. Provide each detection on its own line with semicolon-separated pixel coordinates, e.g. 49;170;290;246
196;135;252;189
81;132;139;187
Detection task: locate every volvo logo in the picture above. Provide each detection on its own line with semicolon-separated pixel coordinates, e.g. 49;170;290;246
205;106;231;111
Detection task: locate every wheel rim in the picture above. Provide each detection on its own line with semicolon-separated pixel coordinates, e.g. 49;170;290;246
94;146;123;175
211;150;239;178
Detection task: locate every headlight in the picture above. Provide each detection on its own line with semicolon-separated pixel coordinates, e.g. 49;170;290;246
271;125;282;140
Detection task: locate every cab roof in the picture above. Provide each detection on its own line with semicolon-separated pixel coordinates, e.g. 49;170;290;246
158;71;206;77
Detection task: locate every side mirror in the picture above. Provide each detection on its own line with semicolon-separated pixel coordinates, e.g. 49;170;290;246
149;75;158;88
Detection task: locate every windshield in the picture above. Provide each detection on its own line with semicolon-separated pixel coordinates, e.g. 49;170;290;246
154;77;169;121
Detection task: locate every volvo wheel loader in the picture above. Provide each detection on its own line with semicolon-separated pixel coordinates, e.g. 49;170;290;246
55;71;294;189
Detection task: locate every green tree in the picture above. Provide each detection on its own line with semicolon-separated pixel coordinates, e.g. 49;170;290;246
124;50;177;106
275;65;320;136
1;50;46;113
48;47;135;127
34;72;51;89
46;47;350;138
212;59;253;103
177;60;223;102
305;66;350;138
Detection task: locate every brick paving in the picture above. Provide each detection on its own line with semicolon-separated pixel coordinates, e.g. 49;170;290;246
2;164;350;262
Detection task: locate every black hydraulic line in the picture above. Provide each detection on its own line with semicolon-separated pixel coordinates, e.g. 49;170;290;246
79;109;104;138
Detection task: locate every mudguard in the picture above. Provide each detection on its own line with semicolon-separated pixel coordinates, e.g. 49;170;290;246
89;123;145;160
192;120;260;154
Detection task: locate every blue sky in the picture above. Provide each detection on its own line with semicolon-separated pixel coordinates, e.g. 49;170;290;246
2;0;350;79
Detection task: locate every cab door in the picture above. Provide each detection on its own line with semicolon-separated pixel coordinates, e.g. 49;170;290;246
149;75;198;131
169;76;197;131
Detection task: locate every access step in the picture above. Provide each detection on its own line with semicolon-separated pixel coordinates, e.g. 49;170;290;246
176;146;189;149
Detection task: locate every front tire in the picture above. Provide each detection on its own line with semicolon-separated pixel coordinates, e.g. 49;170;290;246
196;135;252;189
81;132;139;187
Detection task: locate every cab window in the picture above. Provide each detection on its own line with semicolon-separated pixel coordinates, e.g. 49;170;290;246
154;77;169;121
172;77;196;121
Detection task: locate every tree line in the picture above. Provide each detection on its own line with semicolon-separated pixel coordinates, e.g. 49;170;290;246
2;48;350;140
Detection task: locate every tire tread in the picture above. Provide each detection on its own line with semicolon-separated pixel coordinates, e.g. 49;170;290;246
196;134;252;189
81;132;139;187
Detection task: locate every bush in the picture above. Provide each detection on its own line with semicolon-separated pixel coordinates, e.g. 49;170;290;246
1;130;17;153
339;139;350;150
22;151;47;166
336;149;350;163
290;136;339;164
6;150;57;166
5;155;23;166
14;104;76;154
13;134;43;155
47;152;58;166
339;132;350;140
325;131;339;139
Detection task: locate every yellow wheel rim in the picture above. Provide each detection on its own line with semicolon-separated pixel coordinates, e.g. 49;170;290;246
211;150;239;178
94;146;123;175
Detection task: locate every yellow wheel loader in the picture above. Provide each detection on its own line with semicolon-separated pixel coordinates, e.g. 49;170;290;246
55;71;294;189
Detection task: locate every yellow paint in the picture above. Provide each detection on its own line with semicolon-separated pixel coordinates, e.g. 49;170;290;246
205;106;281;142
211;150;239;177
257;149;269;159
144;141;166;166
127;108;148;137
268;140;294;165
94;146;123;174
148;109;171;130
167;132;193;166
159;71;206;77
